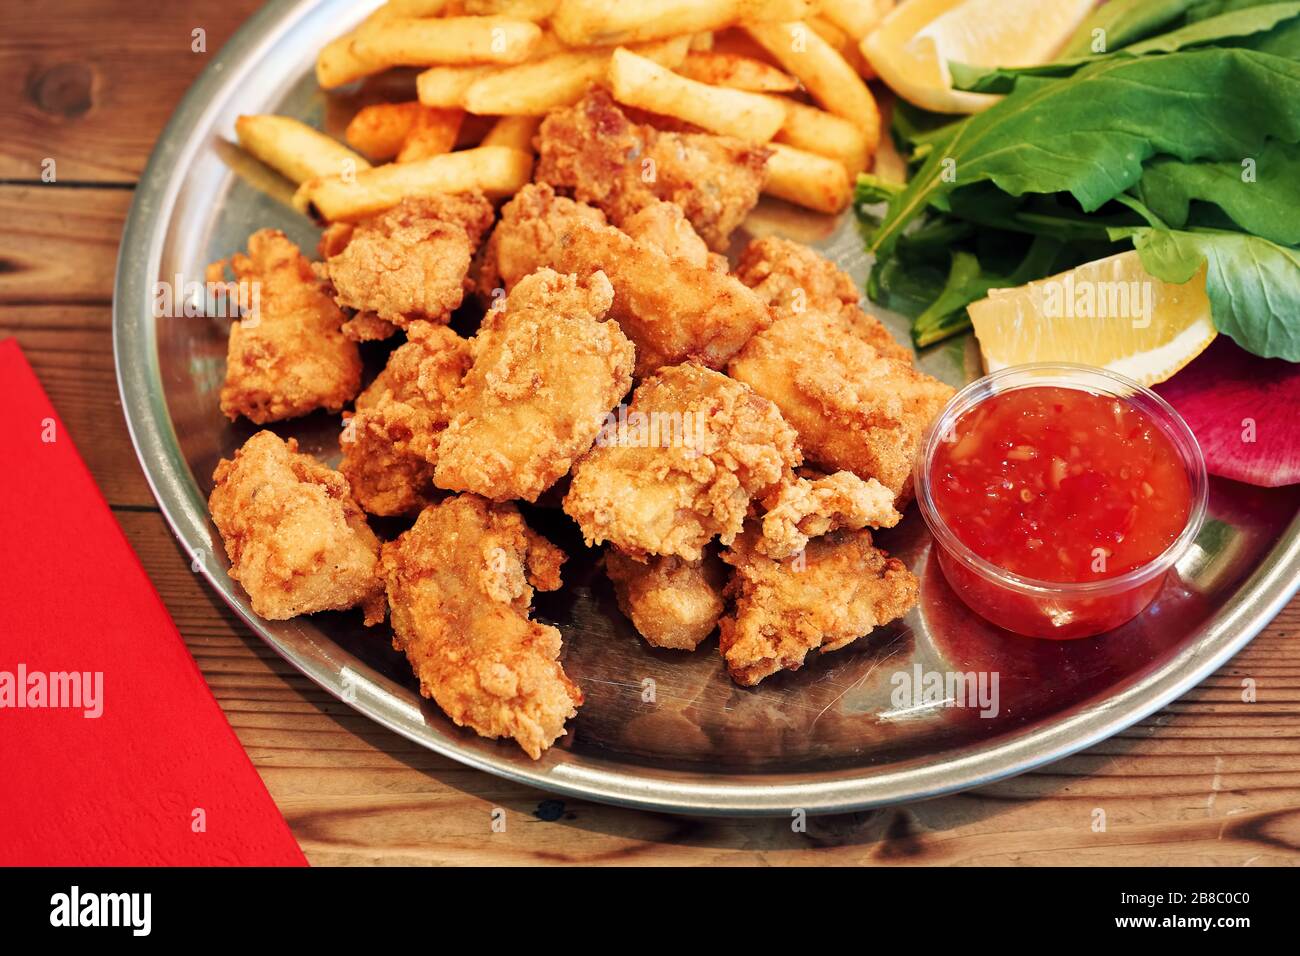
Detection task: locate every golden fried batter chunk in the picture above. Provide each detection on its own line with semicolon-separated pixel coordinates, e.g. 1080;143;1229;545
483;184;769;377
341;311;400;342
476;183;608;302
728;311;954;502
535;90;769;250
618;199;722;271
321;193;495;325
340;323;471;516
209;431;384;623
605;548;728;651
434;269;634;502
564;363;801;561
212;229;361;424
759;470;901;560
381;494;581;759
734;235;913;364
719;527;918;686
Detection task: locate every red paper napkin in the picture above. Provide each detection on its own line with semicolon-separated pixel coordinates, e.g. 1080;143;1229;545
0;338;306;866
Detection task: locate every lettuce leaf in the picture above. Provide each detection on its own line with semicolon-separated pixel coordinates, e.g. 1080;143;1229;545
952;1;1300;92
868;48;1300;257
1113;226;1300;360
1134;139;1300;245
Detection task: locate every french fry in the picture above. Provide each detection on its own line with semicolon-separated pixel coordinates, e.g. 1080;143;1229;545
461;0;558;18
345;102;425;160
481;114;542;151
414;31;565;107
768;96;871;175
316;17;386;90
680;50;798;92
744;20;880;148
552;0;817;46
397;107;465;161
710;25;784;63
608;48;786;141
315;1;455;89
818;0;892;38
296;146;534;221
808;15;873;78
352;16;544;67
464;49;608;114
235;115;372;184
417;64;499;107
462;36;689;115
386;0;456;14
763;142;853;214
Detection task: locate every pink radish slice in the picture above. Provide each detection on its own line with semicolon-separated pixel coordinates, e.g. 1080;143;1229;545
1154;338;1300;488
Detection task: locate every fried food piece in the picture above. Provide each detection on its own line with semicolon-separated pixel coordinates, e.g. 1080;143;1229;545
759;470;901;559
320;192;495;325
604;548;728;651
728;310;954;502
475;182;608;303
340;322;471;516
381;494;580;759
618;199;722;271
342;311;400;342
211;230;361;423
719;526;918;686
209;431;384;623
435;269;634;502
483;183;769;376
564;363;801;561
734;235;912;363
535;89;769;250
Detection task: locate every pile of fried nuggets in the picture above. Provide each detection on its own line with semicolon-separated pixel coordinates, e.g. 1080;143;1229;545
209;81;953;760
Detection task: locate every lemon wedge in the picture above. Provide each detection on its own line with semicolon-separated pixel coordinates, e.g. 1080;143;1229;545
862;0;1096;114
968;250;1218;387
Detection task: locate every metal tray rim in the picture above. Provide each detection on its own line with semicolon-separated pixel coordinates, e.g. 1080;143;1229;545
112;0;1300;816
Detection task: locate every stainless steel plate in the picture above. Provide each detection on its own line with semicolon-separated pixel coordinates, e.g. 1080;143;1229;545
114;0;1300;815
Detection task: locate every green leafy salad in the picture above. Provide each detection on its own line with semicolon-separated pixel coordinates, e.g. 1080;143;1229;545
855;0;1300;360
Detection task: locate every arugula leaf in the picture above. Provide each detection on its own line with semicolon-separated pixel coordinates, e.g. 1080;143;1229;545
951;2;1300;93
1059;0;1197;57
1114;226;1300;359
913;237;1068;347
1135;139;1300;245
867;48;1300;257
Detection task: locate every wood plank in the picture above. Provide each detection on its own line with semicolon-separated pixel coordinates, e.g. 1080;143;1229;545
0;186;129;304
116;507;1300;865
0;0;264;181
0;304;157;507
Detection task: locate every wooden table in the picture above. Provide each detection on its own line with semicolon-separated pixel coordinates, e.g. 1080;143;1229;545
5;0;1298;866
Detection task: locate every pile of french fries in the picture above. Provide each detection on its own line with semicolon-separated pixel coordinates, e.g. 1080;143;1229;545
235;0;895;222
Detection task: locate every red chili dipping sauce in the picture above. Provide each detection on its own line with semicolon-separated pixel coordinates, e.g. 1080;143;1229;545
932;386;1191;581
920;378;1204;639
